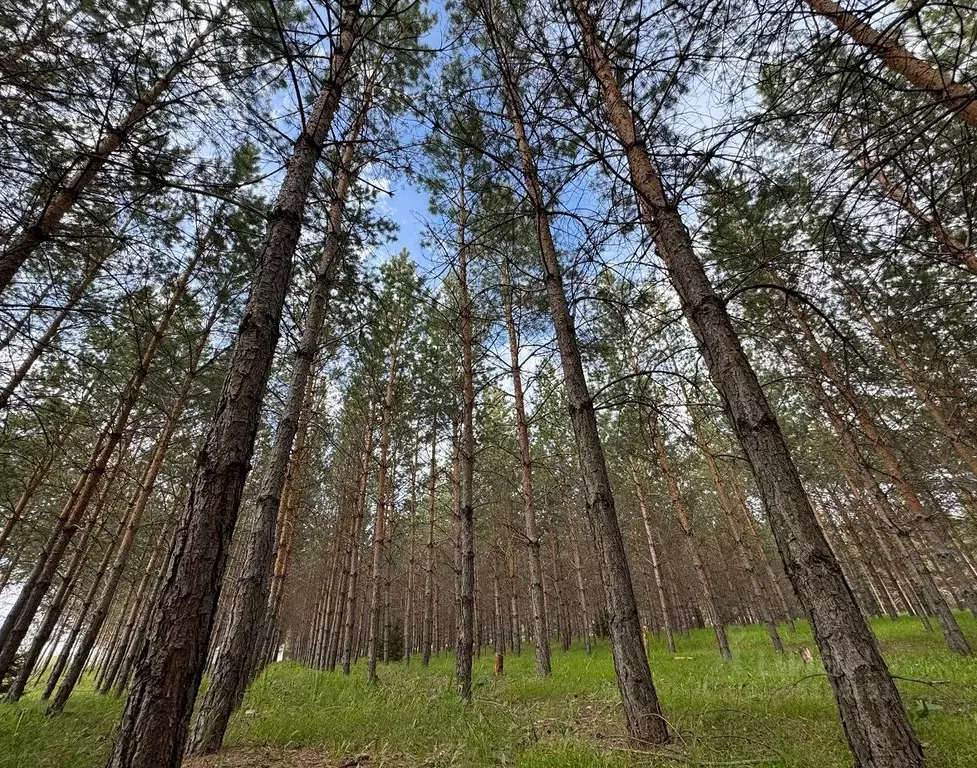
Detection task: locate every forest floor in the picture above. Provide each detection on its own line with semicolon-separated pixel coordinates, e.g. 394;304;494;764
2;615;977;768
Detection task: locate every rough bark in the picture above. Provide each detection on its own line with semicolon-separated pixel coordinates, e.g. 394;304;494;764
570;1;922;762
103;4;360;763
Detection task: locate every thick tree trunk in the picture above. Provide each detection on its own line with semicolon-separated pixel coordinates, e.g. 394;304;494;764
104;4;360;764
186;105;362;756
500;259;551;676
570;1;921;762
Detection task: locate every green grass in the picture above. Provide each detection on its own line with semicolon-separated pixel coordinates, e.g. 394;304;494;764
3;615;977;767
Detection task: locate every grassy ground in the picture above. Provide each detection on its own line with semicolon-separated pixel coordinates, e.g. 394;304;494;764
2;615;976;767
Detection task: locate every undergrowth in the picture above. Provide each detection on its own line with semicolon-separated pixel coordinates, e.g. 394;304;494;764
2;615;976;767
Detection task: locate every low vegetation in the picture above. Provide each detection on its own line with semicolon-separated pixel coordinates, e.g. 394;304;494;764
3;618;975;768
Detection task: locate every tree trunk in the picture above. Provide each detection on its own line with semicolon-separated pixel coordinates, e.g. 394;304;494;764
569;528;592;655
692;415;783;653
342;403;376;675
49;308;215;713
500;258;551;676
790;300;977;620
104;4;360;763
645;407;731;660
421;427;437;667
455;171;476;701
480;1;668;743
97;527;168;695
569;1;922;762
631;469;675;654
0;254;102;410
367;342;400;683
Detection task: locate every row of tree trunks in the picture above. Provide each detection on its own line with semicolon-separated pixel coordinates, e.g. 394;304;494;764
47;302;220;713
0;240;204;680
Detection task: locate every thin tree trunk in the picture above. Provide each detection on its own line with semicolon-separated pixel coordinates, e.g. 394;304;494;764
815;385;972;654
367;343;400;683
0;255;102;410
342;404;376;675
49;309;215;713
0;6;230;293
500;258;551;676
790;300;977;620
98;527;168;695
421;427;437;667
644;407;731;660
479;2;668;744
631;468;676;654
569;528;592;655
455;172;476;700
692;415;783;653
